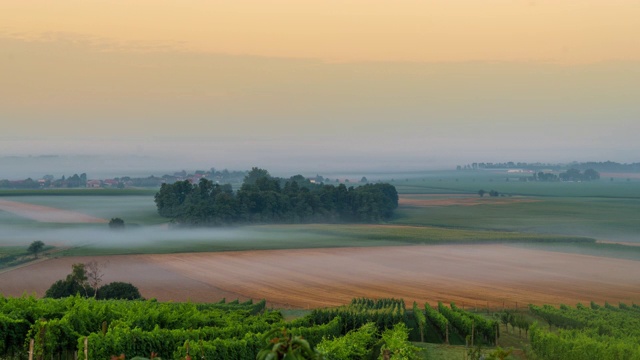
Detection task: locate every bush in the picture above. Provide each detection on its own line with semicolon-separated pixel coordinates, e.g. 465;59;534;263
97;282;142;300
109;218;125;229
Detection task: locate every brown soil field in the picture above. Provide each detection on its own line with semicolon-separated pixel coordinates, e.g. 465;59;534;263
0;199;107;223
1;245;639;309
398;194;538;207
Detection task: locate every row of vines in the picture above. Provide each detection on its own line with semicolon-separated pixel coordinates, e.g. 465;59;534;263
0;296;421;359
8;294;636;359
529;302;640;359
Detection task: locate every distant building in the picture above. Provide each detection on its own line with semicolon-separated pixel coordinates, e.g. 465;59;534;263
86;180;102;188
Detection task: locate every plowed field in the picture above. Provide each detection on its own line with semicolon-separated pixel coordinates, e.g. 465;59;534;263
2;245;639;309
0;199;106;223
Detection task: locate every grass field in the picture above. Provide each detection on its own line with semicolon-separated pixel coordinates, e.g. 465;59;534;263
0;172;638;260
392;171;640;198
54;223;594;257
0;188;157;196
0;195;164;225
392;196;640;242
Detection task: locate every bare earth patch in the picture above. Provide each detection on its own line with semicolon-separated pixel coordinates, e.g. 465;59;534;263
398;194;539;207
2;245;639;309
0;199;107;223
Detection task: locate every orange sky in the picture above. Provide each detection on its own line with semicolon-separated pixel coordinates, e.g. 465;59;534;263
2;0;639;63
1;1;639;170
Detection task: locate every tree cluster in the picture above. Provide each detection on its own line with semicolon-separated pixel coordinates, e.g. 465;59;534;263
559;168;600;181
154;168;398;226
478;189;500;197
45;263;141;300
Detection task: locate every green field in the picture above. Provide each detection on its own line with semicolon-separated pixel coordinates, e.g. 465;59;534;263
55;223;593;257
0;172;638;260
0;194;165;225
0;188;157;196
392;171;640;198
392;197;640;242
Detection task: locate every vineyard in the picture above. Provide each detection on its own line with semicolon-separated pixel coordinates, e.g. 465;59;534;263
1;295;639;359
529;302;640;359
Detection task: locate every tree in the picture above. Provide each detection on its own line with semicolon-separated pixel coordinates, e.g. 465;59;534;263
360;176;368;183
86;260;107;298
244;167;270;185
97;282;142;300
583;168;600;181
109;217;125;229
478;189;486;198
45;263;94;298
27;240;45;259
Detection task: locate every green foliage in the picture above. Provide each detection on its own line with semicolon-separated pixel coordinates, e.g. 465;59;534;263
257;328;323;360
486;346;514;360
290;317;342;348
528;303;640;359
378;323;420;360
316;322;378;360
310;298;406;335
45;263;94;298
0;295;277;359
97;282;142;300
423;303;448;333
27;240;45;258
412;302;426;342
154;169;399;225
437;302;497;345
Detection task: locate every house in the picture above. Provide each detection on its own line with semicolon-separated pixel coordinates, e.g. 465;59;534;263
86;180;102;188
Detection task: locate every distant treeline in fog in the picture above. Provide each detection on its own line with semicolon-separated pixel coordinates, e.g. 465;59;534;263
154;168;398;225
457;161;640;172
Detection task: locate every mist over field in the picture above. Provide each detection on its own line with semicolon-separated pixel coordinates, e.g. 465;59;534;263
0;226;284;248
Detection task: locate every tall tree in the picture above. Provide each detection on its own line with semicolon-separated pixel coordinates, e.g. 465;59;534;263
86;260;107;298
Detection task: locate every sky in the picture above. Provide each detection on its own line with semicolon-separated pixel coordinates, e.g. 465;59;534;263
1;0;639;175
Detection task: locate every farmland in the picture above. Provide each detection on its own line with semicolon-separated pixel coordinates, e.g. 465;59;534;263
1;171;640;358
2;295;639;359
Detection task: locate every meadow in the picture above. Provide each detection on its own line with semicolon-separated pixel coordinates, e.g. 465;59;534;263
1;171;639;258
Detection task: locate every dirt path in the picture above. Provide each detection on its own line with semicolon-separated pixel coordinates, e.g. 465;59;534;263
0;199;107;223
1;245;638;309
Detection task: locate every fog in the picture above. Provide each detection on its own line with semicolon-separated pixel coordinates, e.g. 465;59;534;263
1;33;639;178
0;225;340;252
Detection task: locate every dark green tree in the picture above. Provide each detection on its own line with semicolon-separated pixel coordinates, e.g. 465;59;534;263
244;167;271;185
44;263;94;298
583;168;600;181
109;217;125;229
27;240;45;259
155;168;398;226
97;282;142;300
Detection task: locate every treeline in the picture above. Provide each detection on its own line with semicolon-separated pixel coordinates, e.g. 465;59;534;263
0;173;87;189
458;161;640;173
525;168;600;182
154;168;398;225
